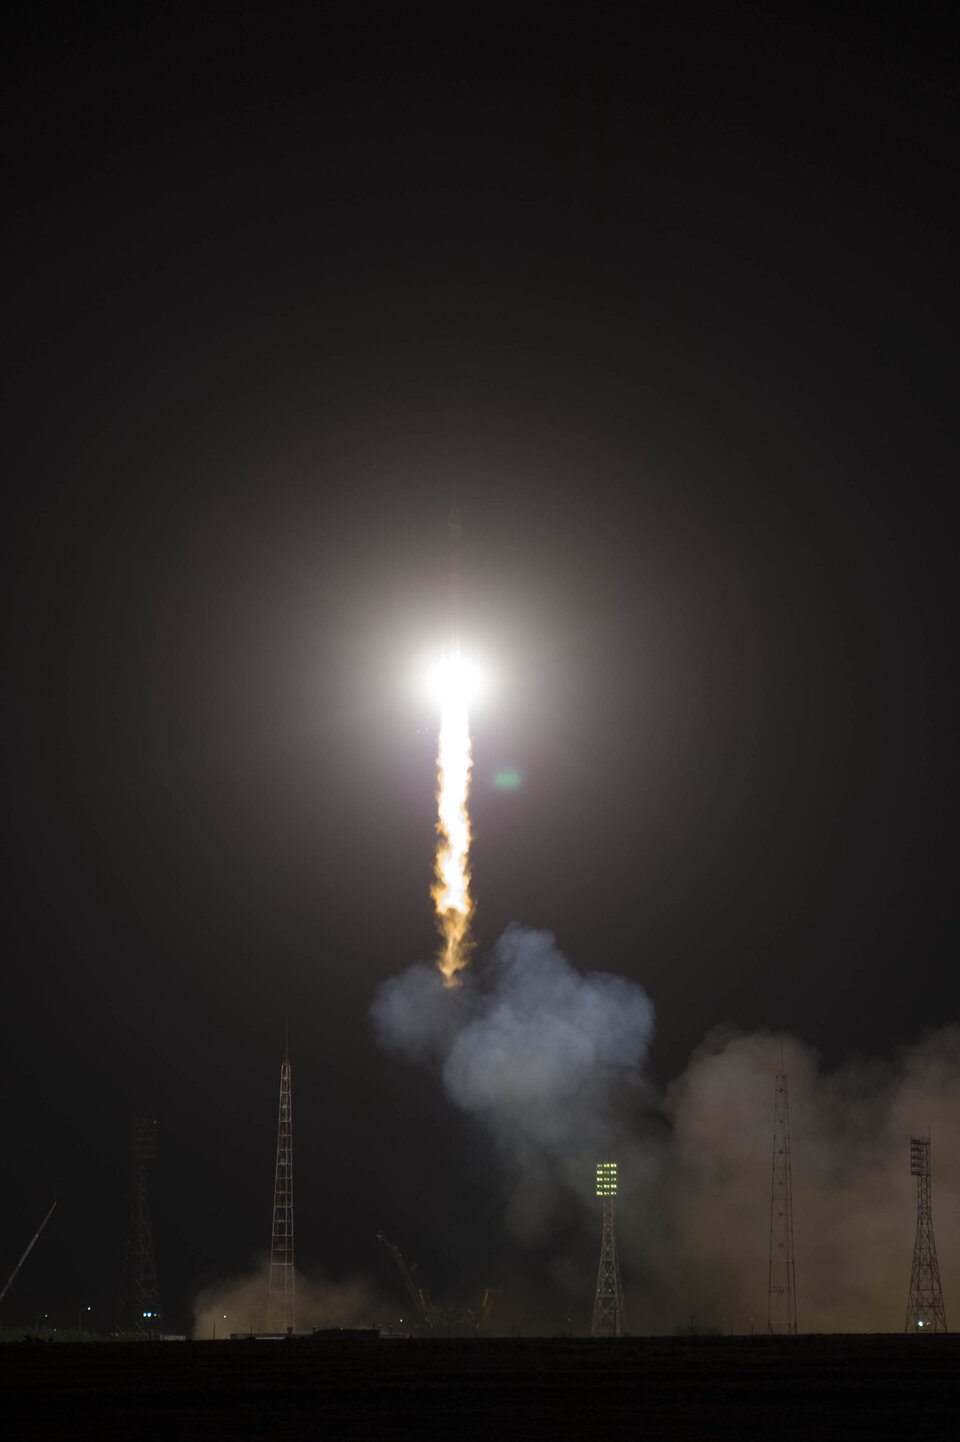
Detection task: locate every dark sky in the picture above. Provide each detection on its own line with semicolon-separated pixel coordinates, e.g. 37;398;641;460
2;8;957;1334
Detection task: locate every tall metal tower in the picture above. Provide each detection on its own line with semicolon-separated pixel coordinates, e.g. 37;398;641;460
116;1118;162;1337
267;1044;295;1334
591;1161;625;1337
767;1064;797;1334
905;1134;947;1333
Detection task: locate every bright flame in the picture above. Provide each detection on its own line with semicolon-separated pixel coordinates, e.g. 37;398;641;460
429;648;476;986
424;652;483;707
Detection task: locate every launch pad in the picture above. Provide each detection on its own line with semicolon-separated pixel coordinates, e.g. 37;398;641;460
9;1334;959;1441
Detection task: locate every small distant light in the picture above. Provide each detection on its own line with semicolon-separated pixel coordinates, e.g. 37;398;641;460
918;1319;924;1327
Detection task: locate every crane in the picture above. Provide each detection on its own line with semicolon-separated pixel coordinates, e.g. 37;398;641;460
376;1231;440;1330
376;1231;496;1334
0;1202;57;1306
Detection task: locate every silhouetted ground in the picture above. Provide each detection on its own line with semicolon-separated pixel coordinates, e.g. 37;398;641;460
2;1334;958;1439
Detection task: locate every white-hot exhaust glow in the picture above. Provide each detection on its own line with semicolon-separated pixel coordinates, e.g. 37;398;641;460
424;652;483;708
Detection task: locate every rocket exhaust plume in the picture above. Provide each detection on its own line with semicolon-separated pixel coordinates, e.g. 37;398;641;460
429;647;477;985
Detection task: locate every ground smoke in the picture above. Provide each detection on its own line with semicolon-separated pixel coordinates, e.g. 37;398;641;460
192;1261;386;1339
373;929;960;1333
371;925;658;1242
646;1026;960;1333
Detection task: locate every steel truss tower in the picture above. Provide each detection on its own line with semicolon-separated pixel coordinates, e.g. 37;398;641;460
767;1066;797;1335
267;1045;295;1333
117;1118;162;1337
905;1135;947;1333
591;1161;625;1337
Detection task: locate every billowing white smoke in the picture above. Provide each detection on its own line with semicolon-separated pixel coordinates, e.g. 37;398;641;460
645;1025;960;1334
373;929;960;1334
371;925;658;1241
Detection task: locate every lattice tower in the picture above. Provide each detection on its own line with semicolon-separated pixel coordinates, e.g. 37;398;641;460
267;1047;295;1333
591;1161;625;1337
905;1134;947;1333
116;1118;162;1337
767;1065;797;1334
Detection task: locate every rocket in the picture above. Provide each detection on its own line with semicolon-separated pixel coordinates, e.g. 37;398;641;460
447;491;462;643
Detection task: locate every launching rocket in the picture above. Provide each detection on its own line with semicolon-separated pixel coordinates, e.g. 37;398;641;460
447;496;462;643
432;486;475;985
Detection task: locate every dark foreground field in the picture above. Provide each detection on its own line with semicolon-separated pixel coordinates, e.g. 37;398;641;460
2;1333;958;1441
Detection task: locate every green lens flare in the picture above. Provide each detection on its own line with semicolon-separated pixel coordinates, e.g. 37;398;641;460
493;770;522;790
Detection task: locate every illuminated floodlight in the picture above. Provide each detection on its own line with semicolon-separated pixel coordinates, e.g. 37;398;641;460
423;650;484;709
596;1161;618;1197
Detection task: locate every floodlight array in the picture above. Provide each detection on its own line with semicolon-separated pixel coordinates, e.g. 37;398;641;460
596;1161;618;1197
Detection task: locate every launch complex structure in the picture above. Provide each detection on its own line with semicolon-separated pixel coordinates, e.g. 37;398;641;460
768;1064;797;1334
905;1135;947;1332
376;1231;495;1334
591;1162;625;1336
764;1067;952;1336
267;1044;295;1334
108;1040;952;1340
116;1118;163;1337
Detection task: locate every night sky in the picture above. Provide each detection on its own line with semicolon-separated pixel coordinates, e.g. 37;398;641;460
2;9;957;1336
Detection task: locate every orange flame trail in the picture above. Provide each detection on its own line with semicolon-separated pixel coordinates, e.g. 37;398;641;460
430;649;475;986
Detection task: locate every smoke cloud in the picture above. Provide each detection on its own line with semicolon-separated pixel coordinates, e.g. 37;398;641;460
192;1260;388;1339
371;925;659;1242
638;1026;960;1334
374;927;960;1333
